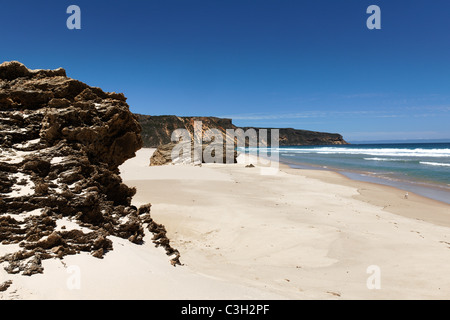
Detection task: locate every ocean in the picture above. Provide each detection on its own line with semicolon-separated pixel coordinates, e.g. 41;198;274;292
248;143;450;204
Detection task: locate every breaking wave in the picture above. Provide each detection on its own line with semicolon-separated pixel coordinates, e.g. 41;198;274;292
420;162;450;167
271;147;450;158
363;158;408;162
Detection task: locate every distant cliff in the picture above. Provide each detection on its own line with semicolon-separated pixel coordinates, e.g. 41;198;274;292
136;114;348;147
240;127;348;146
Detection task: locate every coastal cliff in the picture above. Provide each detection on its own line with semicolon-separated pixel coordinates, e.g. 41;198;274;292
240;127;348;146
136;114;236;147
137;114;348;148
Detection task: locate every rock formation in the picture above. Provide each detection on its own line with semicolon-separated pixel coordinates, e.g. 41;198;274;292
0;61;180;278
150;140;237;166
140;115;348;166
240;127;348;146
137;115;236;148
137;114;348;149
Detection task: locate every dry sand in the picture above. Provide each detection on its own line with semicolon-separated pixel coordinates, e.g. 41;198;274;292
1;148;450;300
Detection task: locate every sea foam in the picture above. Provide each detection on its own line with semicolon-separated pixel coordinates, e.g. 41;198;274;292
420;162;450;167
272;147;450;158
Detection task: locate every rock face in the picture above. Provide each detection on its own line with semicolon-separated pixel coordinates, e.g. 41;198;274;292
150;140;237;166
141;115;348;166
0;61;179;277
240;127;348;146
139;115;238;166
137;115;236;148
137;114;348;148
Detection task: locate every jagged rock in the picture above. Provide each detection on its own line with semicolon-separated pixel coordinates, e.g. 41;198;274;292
150;140;237;166
0;61;178;274
150;142;179;166
148;218;181;266
0;280;13;292
34;182;49;195
22;255;44;276
91;248;104;259
0;61;31;80
26;231;63;250
0;250;49;276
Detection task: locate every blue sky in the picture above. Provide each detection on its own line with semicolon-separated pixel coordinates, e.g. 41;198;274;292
2;0;450;141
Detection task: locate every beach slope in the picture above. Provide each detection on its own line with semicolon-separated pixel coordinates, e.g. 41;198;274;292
2;148;450;299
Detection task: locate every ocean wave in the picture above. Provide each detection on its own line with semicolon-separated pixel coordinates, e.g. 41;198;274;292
270;147;450;158
363;158;408;162
420;162;450;167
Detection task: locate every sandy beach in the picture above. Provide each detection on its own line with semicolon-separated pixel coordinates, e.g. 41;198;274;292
2;0;450;304
2;148;450;300
123;148;450;299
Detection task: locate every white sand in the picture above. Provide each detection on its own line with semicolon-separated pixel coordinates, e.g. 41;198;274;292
2;148;450;300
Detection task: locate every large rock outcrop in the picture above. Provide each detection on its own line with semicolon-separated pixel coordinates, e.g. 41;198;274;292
0;61;179;277
150;140;237;166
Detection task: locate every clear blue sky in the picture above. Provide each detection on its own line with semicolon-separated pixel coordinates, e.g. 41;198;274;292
2;0;450;141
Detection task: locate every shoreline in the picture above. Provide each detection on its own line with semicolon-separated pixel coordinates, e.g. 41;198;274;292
278;163;450;228
245;153;450;228
123;148;450;299
273;154;450;205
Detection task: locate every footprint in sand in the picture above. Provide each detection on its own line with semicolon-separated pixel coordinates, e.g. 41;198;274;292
439;241;450;249
326;291;341;297
411;230;425;239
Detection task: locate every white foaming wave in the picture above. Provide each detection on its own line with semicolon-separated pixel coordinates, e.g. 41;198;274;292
271;147;450;158
363;158;407;162
420;162;450;167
